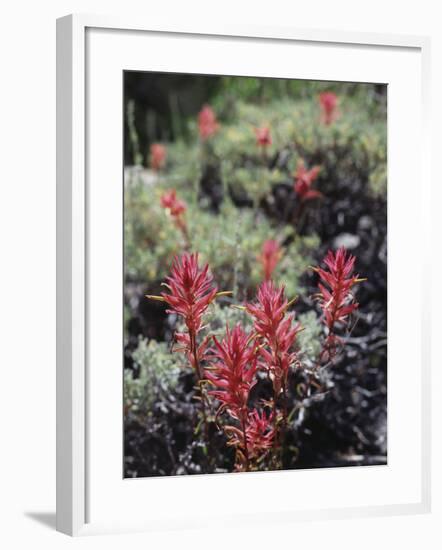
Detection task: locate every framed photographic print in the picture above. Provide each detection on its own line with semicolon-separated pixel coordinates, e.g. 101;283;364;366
56;14;431;536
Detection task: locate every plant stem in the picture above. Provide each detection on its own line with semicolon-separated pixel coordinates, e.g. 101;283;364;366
241;413;250;472
190;329;213;469
280;378;289;468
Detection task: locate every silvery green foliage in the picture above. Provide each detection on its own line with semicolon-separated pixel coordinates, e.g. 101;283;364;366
297;311;322;365
125;338;182;414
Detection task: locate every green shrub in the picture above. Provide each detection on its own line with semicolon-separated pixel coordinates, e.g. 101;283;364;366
124;338;183;415
297;311;322;364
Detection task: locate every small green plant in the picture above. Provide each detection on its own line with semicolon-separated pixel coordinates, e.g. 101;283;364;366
124;338;182;416
297;311;322;364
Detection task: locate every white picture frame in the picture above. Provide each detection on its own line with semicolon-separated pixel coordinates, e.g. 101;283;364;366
56;13;432;536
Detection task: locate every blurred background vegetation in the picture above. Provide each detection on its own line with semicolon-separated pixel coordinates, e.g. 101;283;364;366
125;71;386;166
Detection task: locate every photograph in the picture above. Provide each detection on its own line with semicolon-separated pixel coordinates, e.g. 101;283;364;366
123;72;387;478
0;1;436;545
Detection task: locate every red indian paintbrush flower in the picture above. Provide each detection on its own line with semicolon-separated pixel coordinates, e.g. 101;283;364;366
319;91;339;125
255;126;272;148
150;143;167;171
160;189;186;216
206;323;258;419
160;189;176;209
206;323;277;471
161;253;218;335
258;239;282;281
224;408;275;465
198;104;219;140
245;409;275;459
294;159;322;201
160;189;188;236
246;281;301;395
314;247;364;357
147;254;231;459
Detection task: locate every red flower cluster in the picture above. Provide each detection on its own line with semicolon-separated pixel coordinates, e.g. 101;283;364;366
198;105;219;140
149;143;167;171
245;409;275;459
246;281;301;395
160;189;186;217
147;254;232;457
255;126;272;148
206;323;275;470
146;242;366;472
147;248;366;471
294;159;322;201
160;189;187;236
315;247;362;357
161;253;217;336
206;324;258;419
258;239;282;281
224;408;275;464
319;91;339;125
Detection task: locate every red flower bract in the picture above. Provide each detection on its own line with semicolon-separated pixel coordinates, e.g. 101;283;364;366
206;324;277;471
160;189;187;235
198;104;219;140
258;239;282;281
162;253;218;334
294;159;322;201
224;408;275;464
246;281;301;394
245;409;275;459
315;247;361;337
255;126;272;148
160;189;186;215
206;323;258;419
319;91;339;125
160;189;176;209
150;143;167;171
148;254;222;451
